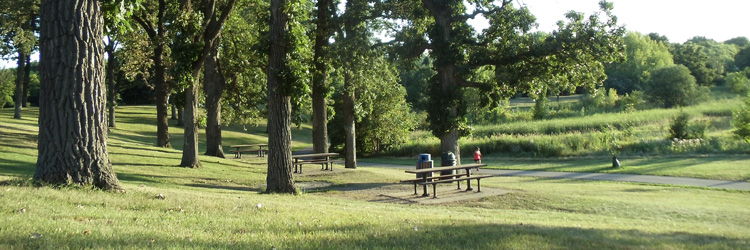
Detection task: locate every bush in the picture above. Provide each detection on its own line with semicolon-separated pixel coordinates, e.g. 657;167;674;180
726;69;750;95
668;112;708;140
644;65;708;108
732;96;750;142
532;96;549;120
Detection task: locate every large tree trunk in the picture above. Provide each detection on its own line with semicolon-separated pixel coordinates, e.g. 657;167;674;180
35;0;123;191
13;51;25;119
22;55;30;108
425;0;462;164
204;37;225;158
105;44;117;128
343;72;357;169
180;82;202;168
266;0;296;194
154;45;172;148
311;0;332;154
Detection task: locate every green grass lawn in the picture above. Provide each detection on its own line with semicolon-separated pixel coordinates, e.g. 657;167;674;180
1;106;750;249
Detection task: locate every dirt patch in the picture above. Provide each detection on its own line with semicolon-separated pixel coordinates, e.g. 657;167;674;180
315;181;513;205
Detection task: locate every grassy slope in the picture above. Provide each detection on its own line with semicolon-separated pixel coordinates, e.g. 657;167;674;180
1;106;749;249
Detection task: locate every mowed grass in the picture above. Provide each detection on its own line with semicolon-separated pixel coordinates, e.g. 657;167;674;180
1;106;750;249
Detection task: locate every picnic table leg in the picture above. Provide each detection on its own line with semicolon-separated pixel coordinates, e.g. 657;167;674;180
477;179;481;192
413;183;417;195
432;183;437;199
465;169;473;191
421;175;429;197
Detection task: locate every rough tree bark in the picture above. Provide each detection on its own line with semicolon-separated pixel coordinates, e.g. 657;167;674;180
178;0;236;168
265;0;297;193
180;82;203;167
424;0;461;164
13;51;25;119
204;37;226;158
312;0;332;154
35;0;123;191
105;42;117;128
22;55;31;108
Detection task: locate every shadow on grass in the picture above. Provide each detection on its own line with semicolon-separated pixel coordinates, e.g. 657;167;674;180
0;158;35;177
184;183;262;193
0;220;746;249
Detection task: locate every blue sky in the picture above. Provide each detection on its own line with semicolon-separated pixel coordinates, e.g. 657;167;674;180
2;0;749;69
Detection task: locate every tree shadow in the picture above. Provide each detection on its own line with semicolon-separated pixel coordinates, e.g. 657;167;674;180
0;219;745;249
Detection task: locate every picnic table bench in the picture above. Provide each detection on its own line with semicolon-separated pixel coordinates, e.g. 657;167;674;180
404;163;492;198
292;152;339;174
229;144;268;158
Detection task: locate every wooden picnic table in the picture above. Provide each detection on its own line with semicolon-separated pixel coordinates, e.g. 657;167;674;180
405;163;488;198
292;152;339;174
229;144;268;158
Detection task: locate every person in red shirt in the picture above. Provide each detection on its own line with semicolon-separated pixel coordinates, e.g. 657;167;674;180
473;147;482;163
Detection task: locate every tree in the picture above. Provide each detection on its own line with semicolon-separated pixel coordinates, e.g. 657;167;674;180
311;0;335;154
732;95;750;142
132;0;175;148
724;37;749;48
604;32;674;94
735;47;750;70
171;0;237;167
329;55;416;155
643;65;706;108
0;69;13;108
0;0;38;119
35;0;123;191
387;0;624;162
203;35;226;158
218;0;268;126
400;56;435;112
265;0;310;193
673;37;737;85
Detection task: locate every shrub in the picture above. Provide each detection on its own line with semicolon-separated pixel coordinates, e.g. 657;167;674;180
532;96;549;120
644;65;708;108
726;69;750;95
732;96;750;142
669;112;708;140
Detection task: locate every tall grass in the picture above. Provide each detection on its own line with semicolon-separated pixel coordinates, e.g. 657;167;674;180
391;98;747;157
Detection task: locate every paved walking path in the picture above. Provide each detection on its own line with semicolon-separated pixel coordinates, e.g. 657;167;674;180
357;162;750;191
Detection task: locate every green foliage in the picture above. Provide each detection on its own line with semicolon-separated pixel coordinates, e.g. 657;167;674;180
644;65;708;108
219;0;269;125
0;0;38;57
532;96;549;120
604;32;674;94
732;96;750;142
0;69;14;108
735;47;750;70
726;68;750;95
399;56;434;112
581;87;619;110
389;0;625;140
672;38;737;86
329;56;418;154
668;112;707;140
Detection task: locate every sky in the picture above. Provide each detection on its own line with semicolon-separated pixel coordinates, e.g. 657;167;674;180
514;0;750;43
2;0;749;69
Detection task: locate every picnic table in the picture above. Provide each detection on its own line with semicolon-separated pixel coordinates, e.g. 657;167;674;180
404;163;492;198
229;144;268;158
292;152;339;174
